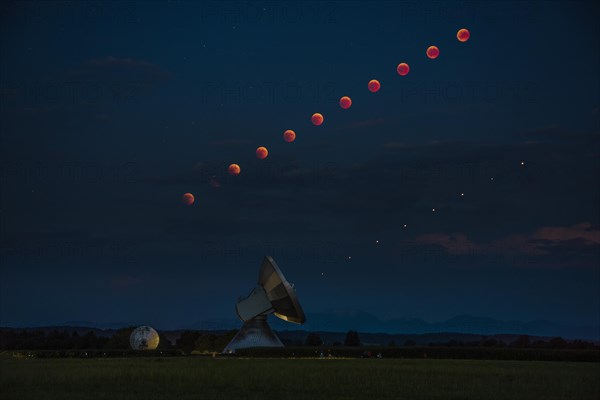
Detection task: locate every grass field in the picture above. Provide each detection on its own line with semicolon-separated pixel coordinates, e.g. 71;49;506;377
1;356;599;400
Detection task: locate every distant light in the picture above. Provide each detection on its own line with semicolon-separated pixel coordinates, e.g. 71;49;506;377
432;208;436;212
460;193;464;197
347;256;352;260
490;177;494;181
403;224;407;228
375;240;379;244
520;161;525;166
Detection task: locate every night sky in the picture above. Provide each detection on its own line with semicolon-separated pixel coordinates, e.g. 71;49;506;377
1;1;599;332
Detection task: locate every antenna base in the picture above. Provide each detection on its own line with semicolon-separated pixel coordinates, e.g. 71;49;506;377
222;316;283;353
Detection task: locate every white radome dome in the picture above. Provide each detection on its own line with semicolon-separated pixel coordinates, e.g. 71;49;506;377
129;326;160;350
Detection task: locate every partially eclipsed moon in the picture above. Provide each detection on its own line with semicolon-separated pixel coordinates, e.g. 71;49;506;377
457;28;470;42
182;193;195;205
228;164;241;175
396;63;410;76
426;46;440;59
368;80;380;93
283;130;296;142
339;96;352;109
256;146;268;159
311;113;324;126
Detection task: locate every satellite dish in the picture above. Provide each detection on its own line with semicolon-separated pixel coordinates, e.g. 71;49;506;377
223;256;306;353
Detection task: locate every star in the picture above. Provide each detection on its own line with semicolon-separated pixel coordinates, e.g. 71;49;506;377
460;192;465;197
403;224;407;228
432;208;436;212
375;240;379;244
520;161;525;166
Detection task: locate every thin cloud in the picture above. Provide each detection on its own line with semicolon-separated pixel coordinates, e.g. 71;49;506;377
414;233;478;255
534;222;600;245
414;222;600;262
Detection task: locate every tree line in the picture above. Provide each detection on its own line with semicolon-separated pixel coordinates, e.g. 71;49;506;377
1;329;597;352
0;328;171;350
302;332;598;349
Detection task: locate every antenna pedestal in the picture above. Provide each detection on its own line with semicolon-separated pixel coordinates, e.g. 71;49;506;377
222;315;283;353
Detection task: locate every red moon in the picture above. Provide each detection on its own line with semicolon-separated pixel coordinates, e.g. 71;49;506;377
283;129;296;142
311;113;324;126
339;96;352;109
457;28;470;42
256;146;268;159
228;163;241;175
182;192;195;205
368;80;380;93
426;46;440;59
396;63;410;76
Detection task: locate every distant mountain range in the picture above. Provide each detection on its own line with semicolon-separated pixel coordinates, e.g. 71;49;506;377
185;310;599;341
7;310;598;341
35;310;600;341
268;311;600;341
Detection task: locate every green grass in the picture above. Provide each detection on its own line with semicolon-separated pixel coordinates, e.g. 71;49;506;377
1;357;598;400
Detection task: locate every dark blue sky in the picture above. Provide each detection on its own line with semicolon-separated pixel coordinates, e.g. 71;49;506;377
1;1;599;332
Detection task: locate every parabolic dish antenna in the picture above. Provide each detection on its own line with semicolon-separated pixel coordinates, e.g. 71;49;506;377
223;256;306;353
